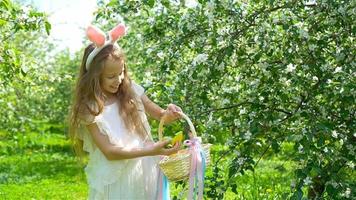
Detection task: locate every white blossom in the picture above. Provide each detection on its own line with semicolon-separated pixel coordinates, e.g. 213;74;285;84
222;98;230;106
151;92;157;98
343;188;351;198
305;0;317;6
21;65;29;73
235;75;242;82
331;181;338;188
185;0;199;8
217;62;225;71
147;17;155;25
234;119;240;126
239;108;247;115
250;79;260;87
323;147;328;153
146;48;154;55
205;11;214;26
308;44;317;51
338;6;346;15
192;53;208;66
334;67;342;73
157;51;164;59
332;130;338;138
233;150;241;156
298;144;304;153
206;1;215;11
189;41;196;48
346;161;354;169
226;139;233;146
7;102;15;111
187;23;194;31
237;157;246;165
244;131;252;140
218;27;229;36
286;63;296;72
299;29;309;38
303;177;312;185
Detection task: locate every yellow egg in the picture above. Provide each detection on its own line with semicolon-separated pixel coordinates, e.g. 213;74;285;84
171;131;184;145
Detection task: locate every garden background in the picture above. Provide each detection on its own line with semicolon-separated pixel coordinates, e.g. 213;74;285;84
0;0;355;199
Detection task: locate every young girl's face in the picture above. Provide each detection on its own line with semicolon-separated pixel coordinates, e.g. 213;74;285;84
100;58;125;95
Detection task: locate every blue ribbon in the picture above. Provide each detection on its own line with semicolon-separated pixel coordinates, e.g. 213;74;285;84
162;174;170;200
156;170;170;200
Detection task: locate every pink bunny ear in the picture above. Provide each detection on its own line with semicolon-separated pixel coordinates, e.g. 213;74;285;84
86;25;106;47
109;24;126;42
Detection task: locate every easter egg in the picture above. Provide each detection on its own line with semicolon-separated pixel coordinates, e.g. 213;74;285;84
171;131;184;145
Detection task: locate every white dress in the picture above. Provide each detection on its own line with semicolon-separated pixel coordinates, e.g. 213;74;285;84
77;82;161;200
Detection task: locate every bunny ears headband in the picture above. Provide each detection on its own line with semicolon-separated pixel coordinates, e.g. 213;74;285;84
85;23;126;70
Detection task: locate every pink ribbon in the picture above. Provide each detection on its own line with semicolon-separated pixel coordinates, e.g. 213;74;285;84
158;169;163;199
157;155;170;200
184;137;205;200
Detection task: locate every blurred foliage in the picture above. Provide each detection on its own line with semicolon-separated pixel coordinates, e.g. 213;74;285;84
94;0;355;199
0;0;80;142
0;0;51;83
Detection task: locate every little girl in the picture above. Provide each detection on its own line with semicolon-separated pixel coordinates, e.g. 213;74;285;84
69;24;182;199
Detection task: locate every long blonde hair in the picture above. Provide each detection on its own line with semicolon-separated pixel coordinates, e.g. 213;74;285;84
68;44;148;163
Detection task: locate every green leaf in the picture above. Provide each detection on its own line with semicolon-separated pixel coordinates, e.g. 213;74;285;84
197;0;206;4
0;18;7;26
0;0;11;10
231;183;237;194
45;21;51;35
20;68;27;76
269;0;275;5
107;0;117;7
144;0;155;8
272;140;280;153
291;189;303;200
161;0;170;8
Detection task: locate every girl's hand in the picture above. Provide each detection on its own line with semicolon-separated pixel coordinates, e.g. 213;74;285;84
147;140;182;156
162;104;183;124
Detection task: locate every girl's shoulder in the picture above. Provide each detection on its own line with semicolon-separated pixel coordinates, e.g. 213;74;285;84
78;101;99;125
131;80;145;97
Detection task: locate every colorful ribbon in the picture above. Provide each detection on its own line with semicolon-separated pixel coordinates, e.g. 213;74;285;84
157;138;206;200
184;137;206;200
157;156;170;200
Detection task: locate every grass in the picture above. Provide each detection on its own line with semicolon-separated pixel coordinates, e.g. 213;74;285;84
231;158;296;199
1;130;300;199
169;157;297;200
0;131;87;199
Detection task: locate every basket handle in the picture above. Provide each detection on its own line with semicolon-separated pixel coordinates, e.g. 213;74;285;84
158;111;197;141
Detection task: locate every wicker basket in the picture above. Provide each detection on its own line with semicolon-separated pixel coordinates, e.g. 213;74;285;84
158;112;211;182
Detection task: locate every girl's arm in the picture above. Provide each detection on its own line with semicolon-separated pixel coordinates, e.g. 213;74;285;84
86;123;181;161
141;94;182;123
141;94;165;121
